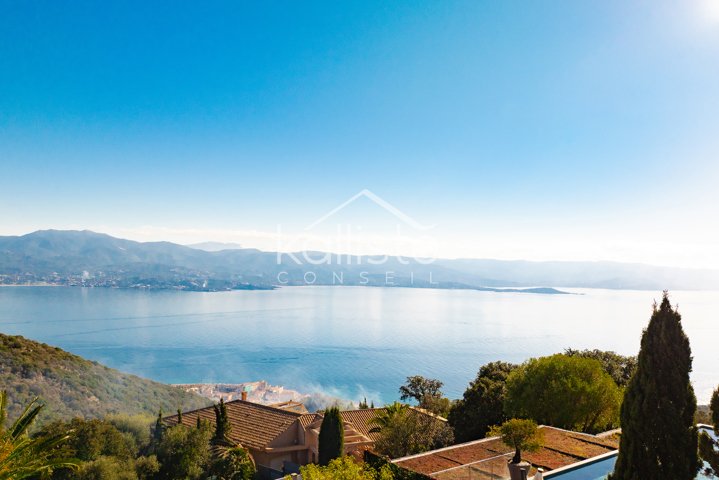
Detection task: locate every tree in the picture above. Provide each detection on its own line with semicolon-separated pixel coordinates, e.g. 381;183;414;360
448;361;516;442
399;376;448;415
359;398;369;409
75;457;137;480
42;418;137;463
38;416;156;480
564;348;637;387
370;406;454;459
488;419;542;464
134;455;160;480
505;354;621;433
368;402;408;434
611;293;699;480
698;384;719;476
105;414;154;449
213;399;232;446
0;391;77;479
208;445;256;480
318;407;344;466
399;376;443;403
152;410;164;447
295;456;394;480
419;396;452;418
155;423;213;480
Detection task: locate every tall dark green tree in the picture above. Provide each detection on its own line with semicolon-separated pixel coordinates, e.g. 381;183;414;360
152;409;164;445
448;361;516;442
317;407;344;466
213;398;232;446
611;293;699;480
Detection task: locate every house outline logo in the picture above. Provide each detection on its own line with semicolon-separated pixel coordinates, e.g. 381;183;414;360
304;189;436;232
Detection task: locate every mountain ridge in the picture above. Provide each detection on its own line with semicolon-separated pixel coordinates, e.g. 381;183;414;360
0;229;717;291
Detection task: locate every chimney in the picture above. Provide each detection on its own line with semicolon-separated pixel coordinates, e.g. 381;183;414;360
241;390;248;402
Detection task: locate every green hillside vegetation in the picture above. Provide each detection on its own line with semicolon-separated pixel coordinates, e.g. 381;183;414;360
0;333;209;427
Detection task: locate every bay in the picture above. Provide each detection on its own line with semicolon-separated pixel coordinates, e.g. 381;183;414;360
1;286;717;404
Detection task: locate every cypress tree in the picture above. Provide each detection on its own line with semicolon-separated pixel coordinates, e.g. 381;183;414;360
177;408;183;425
318;406;344;466
153;409;164;443
213;398;232;445
611;292;699;479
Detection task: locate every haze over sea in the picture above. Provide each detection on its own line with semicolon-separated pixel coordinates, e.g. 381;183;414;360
1;286;717;404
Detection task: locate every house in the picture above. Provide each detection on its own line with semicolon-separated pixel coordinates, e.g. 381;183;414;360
391;426;619;479
164;398;445;479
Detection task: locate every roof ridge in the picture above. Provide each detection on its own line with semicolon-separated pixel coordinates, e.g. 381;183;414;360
165;399;305;423
226;399;305;417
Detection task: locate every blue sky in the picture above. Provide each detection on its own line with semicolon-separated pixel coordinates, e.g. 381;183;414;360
1;1;718;267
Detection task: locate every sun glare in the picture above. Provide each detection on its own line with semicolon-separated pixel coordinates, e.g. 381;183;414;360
698;0;719;24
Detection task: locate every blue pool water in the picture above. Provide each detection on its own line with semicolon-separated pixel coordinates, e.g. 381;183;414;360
548;428;717;479
546;455;616;480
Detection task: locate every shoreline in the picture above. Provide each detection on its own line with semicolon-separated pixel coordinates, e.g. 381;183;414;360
0;282;571;295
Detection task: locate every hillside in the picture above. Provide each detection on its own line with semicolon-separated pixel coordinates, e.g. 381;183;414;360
0;333;210;426
1;229;717;291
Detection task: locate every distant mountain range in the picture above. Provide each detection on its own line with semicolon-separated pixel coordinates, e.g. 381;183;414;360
187;241;244;252
0;230;716;292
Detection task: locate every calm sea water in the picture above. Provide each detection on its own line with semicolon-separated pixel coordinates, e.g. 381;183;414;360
0;286;717;404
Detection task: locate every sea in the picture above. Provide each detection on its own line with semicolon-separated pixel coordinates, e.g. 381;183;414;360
1;286;717;404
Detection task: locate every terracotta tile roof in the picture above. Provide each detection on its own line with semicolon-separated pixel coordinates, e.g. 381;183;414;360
164;399;302;450
299;413;319;429
392;426;619;478
165;402;445;454
300;407;444;443
340;408;387;442
269;400;309;414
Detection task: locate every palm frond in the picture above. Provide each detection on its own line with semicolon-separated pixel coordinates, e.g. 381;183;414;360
9;400;43;439
0;391;78;479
